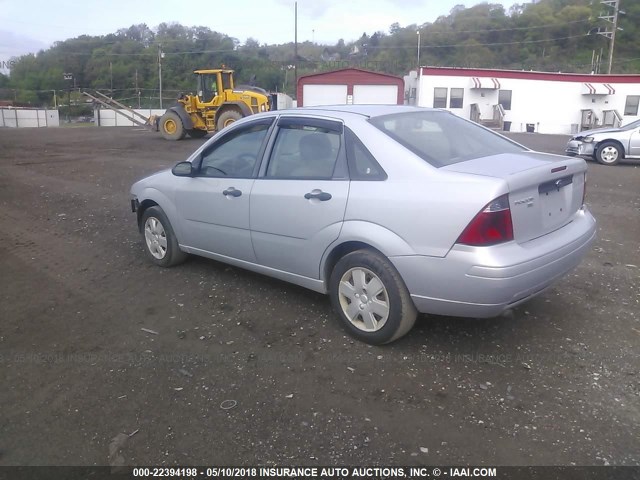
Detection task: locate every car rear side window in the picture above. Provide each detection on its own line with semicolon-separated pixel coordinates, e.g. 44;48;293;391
345;128;386;181
369;110;526;167
266;125;341;179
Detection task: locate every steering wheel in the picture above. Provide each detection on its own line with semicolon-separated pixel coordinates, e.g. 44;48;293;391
205;166;227;176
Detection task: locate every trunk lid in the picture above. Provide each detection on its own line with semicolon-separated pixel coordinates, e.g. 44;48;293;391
442;152;587;243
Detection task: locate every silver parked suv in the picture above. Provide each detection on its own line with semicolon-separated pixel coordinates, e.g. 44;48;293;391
131;105;596;344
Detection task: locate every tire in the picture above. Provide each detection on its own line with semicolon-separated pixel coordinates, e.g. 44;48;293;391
187;129;208;139
329;249;417;345
140;206;187;267
595;141;622;166
216;109;243;131
159;111;186;141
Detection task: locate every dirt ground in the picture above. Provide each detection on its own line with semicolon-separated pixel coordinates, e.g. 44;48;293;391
0;126;638;467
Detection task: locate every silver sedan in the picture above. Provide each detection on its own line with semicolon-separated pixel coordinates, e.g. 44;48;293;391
566;119;640;165
131;105;596;344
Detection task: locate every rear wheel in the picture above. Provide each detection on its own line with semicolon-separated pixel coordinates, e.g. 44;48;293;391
596;141;622;166
160;111;186;141
329;249;417;345
140;206;187;267
187;129;208;139
216;109;243;131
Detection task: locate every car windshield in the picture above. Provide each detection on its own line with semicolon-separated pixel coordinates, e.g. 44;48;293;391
369;110;526;167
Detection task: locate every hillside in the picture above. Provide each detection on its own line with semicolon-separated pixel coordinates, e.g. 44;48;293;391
1;0;638;109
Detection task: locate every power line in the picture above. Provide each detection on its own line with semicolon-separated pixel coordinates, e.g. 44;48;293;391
26;31;591;58
422;18;592;35
366;33;590;49
11;17;595;57
36;48;239;57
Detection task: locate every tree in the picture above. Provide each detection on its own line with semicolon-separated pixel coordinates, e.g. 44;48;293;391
5;0;636;105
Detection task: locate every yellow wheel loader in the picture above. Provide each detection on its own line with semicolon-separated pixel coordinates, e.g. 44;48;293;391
153;69;270;140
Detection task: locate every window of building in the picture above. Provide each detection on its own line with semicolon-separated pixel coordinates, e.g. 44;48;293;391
450;88;464;109
498;90;512;111
624;95;640;116
433;88;447;108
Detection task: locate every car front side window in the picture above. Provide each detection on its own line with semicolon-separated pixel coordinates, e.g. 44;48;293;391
198;122;271;178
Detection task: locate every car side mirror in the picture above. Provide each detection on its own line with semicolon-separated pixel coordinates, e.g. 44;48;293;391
172;161;194;177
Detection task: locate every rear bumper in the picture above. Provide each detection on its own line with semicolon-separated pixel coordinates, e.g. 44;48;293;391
566;140;595;158
390;208;596;318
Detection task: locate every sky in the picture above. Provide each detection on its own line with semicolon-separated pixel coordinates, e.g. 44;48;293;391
0;0;518;62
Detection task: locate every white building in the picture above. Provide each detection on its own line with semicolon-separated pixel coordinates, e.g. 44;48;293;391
411;66;640;135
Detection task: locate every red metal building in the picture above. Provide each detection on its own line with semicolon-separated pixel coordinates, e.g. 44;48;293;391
297;68;404;107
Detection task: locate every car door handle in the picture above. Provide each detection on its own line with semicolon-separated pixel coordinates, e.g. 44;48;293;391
304;190;332;201
222;187;242;197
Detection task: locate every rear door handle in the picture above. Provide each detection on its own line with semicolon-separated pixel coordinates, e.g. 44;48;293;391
304;190;332;201
223;187;242;197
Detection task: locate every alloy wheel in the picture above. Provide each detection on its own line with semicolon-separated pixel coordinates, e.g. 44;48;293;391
144;217;168;260
338;267;390;332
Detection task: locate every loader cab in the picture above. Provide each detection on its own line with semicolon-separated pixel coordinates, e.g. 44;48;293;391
195;70;235;105
197;73;219;104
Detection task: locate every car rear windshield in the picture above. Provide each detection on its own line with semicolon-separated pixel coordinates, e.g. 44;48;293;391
368;110;526;167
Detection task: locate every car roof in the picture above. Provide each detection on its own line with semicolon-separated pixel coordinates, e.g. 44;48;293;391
275;104;432;120
234;105;441;128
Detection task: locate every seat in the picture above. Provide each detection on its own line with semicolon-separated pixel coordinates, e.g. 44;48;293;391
291;133;335;178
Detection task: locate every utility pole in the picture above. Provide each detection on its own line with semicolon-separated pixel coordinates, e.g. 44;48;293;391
158;44;163;109
416;30;421;70
596;0;624;74
63;72;72;120
109;61;113;98
294;1;298;98
135;69;140;108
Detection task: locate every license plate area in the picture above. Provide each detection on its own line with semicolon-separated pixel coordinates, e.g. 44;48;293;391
539;175;573;228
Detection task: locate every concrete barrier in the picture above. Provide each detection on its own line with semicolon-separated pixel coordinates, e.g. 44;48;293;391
0;108;59;127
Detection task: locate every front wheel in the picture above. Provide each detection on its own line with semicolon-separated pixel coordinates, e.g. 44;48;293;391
159;111;186;141
596;141;622;166
329;250;417;345
140;206;187;267
216;109;243;131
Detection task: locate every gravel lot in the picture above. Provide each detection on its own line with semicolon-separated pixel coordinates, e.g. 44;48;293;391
0;126;638;467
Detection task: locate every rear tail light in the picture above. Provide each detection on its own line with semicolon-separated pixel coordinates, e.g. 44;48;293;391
457;194;514;246
582;172;587;206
